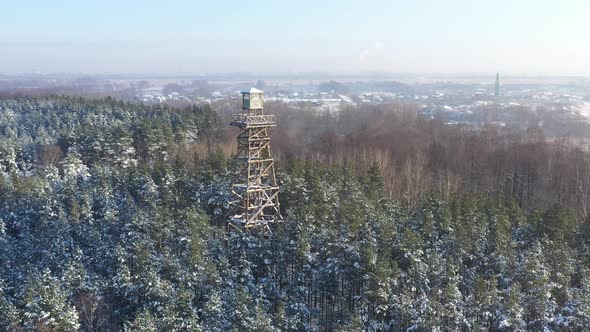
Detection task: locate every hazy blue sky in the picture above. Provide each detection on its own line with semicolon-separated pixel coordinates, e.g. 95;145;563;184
1;0;588;75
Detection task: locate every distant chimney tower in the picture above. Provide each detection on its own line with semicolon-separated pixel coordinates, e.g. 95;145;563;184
227;88;282;231
494;72;500;98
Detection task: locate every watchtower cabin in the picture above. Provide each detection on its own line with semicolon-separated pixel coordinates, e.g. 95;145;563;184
228;88;282;230
242;88;264;110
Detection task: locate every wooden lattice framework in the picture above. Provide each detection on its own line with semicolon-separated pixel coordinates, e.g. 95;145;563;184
227;88;282;229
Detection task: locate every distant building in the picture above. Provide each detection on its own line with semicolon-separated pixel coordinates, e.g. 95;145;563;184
495;72;500;98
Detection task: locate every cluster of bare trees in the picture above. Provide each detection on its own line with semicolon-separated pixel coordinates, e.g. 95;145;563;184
210;100;590;220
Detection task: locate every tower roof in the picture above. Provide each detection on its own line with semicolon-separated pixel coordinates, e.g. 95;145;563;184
242;87;264;94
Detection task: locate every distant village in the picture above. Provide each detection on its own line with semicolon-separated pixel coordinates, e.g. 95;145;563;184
1;72;589;132
136;76;590;131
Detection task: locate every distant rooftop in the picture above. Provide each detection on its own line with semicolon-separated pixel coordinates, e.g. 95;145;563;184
242;87;264;94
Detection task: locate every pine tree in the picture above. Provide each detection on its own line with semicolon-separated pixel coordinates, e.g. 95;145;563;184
499;282;526;331
339;309;365;332
62;147;90;180
21;269;80;331
518;242;555;331
365;162;385;202
201;289;229;332
124;308;157;332
438;265;464;330
0;279;19;332
573;273;590;329
538;204;576;243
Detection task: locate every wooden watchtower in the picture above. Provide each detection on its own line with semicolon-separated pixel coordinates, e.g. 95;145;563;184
228;88;282;229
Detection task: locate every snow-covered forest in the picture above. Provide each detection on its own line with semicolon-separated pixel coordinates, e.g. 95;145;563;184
1;96;590;331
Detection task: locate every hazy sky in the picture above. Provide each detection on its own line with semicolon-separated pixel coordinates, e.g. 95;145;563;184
1;0;589;75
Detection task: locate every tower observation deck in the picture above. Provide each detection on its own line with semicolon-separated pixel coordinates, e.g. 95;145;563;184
228;88;282;229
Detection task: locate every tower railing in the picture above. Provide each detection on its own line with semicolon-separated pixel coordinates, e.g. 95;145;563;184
230;114;276;128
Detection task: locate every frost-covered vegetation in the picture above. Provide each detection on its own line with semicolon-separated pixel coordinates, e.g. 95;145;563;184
1;97;590;331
